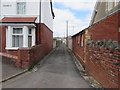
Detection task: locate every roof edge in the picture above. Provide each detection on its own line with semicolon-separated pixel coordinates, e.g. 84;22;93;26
72;9;120;37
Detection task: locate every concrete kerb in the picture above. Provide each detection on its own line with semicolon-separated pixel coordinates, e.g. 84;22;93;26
1;46;58;83
0;69;28;83
67;48;103;88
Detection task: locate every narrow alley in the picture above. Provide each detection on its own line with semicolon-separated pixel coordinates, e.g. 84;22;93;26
2;44;90;88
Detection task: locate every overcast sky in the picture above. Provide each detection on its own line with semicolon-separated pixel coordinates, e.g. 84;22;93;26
52;0;97;37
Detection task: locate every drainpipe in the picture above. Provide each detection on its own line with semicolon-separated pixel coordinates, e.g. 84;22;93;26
38;0;41;44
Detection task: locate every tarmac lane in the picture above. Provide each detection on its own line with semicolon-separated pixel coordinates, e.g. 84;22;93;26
1;56;25;81
2;44;90;88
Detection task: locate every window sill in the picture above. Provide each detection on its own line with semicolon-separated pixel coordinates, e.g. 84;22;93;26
5;47;19;50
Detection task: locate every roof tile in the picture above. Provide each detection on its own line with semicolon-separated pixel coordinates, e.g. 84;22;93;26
0;17;37;23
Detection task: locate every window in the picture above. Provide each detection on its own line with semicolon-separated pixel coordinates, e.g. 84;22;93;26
107;0;114;11
81;35;84;47
17;2;26;14
78;36;80;44
107;0;119;11
28;29;32;47
6;26;35;50
12;28;23;47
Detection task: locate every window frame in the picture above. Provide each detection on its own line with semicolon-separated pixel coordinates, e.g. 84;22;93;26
6;26;36;50
28;29;33;47
77;36;80;45
16;2;26;15
80;34;84;47
12;27;23;48
106;0;119;11
107;0;114;11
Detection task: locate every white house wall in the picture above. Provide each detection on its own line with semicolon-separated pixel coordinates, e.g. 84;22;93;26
1;2;17;16
41;2;53;30
26;2;39;16
1;0;53;30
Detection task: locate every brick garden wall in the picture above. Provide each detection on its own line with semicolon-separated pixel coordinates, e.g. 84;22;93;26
72;11;120;88
17;23;53;68
0;23;53;69
86;46;119;88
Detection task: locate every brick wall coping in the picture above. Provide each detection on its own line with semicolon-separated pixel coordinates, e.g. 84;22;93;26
0;52;18;60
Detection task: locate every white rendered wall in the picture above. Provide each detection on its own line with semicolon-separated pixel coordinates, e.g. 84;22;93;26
1;2;17;16
41;2;53;30
68;37;72;50
1;0;53;30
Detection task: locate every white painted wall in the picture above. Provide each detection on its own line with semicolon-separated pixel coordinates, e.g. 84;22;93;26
1;0;53;30
53;40;56;48
68;37;72;50
1;2;17;16
41;2;53;29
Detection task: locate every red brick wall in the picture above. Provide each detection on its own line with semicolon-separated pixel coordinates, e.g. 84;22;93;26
86;47;119;88
72;11;120;88
0;26;18;56
0;23;53;69
0;26;1;52
0;26;6;53
72;35;86;66
17;23;53;68
40;23;53;53
89;11;119;41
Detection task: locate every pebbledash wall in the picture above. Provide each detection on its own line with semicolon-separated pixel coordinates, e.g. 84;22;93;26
72;11;120;88
0;23;53;69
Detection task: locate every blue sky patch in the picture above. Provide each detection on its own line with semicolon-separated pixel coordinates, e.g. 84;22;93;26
53;2;93;21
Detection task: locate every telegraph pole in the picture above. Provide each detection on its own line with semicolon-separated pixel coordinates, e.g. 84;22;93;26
66;20;68;47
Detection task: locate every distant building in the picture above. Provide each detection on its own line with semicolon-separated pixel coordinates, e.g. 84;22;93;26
53;37;64;48
72;0;120;88
0;0;55;69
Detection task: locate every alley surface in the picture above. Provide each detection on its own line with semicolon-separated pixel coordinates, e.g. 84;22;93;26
2;44;90;88
2;57;24;80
